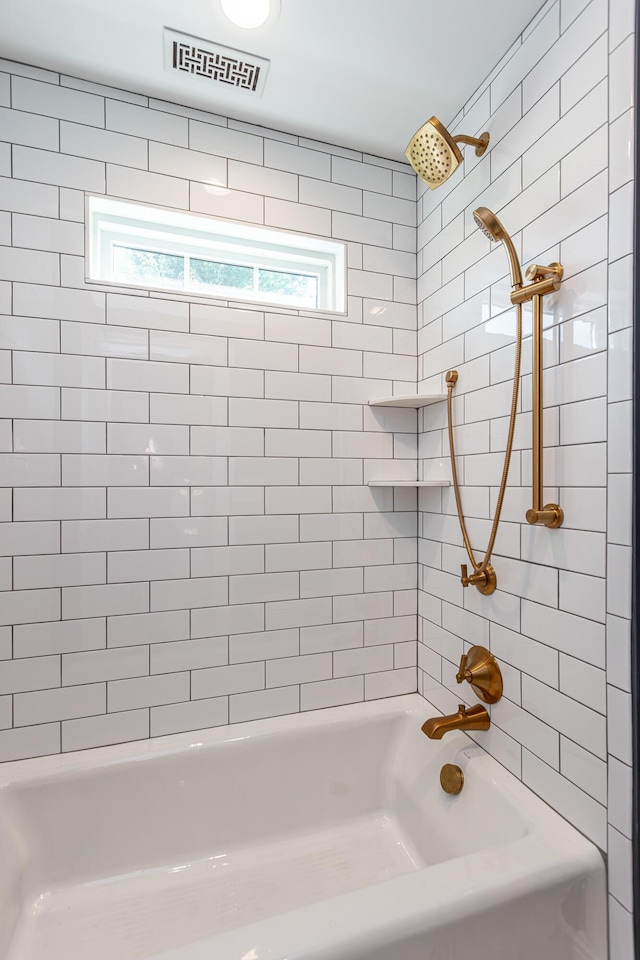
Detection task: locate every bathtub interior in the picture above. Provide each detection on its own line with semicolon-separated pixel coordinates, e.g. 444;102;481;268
0;699;530;959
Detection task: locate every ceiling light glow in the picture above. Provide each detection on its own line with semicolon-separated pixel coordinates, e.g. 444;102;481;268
220;0;272;29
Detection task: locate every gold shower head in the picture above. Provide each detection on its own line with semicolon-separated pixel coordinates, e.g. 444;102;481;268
473;206;507;242
405;116;490;190
473;206;523;289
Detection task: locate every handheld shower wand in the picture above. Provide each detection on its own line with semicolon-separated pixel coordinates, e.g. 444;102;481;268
472;207;523;290
446;207;524;595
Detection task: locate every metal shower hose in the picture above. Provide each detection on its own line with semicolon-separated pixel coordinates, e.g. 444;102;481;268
446;301;523;576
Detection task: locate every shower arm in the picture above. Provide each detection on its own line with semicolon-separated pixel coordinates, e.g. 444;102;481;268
511;263;565;528
453;132;491;156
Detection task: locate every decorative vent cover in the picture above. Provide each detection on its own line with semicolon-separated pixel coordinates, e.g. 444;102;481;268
164;29;269;97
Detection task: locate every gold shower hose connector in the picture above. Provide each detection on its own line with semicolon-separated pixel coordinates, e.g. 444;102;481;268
460;562;497;595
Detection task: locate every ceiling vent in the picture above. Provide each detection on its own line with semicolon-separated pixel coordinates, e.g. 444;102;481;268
164;29;269;97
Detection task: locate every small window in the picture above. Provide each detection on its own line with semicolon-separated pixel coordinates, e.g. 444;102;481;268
87;196;346;313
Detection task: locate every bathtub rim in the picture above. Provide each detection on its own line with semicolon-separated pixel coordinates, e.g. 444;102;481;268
0;694;421;786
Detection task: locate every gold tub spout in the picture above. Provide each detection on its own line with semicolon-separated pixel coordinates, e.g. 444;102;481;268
421;703;490;740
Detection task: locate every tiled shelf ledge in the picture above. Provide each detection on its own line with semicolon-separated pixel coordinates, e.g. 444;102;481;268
368;394;447;408
367;480;451;487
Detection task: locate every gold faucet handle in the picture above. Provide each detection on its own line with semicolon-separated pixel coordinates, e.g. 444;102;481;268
456;653;469;685
454;645;503;704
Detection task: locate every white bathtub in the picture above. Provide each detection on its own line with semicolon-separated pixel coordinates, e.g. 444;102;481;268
0;694;606;960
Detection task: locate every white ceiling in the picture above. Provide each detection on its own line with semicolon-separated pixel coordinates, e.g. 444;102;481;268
0;0;543;160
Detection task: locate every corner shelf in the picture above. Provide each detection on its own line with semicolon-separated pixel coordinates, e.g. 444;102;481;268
368;480;450;487
367;392;450;489
368;394;447;408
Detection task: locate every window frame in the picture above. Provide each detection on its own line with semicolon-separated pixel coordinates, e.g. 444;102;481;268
85;195;347;314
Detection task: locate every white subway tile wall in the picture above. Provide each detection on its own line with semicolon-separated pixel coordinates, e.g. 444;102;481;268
0;60;420;766
0;0;635;949
416;0;635;953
